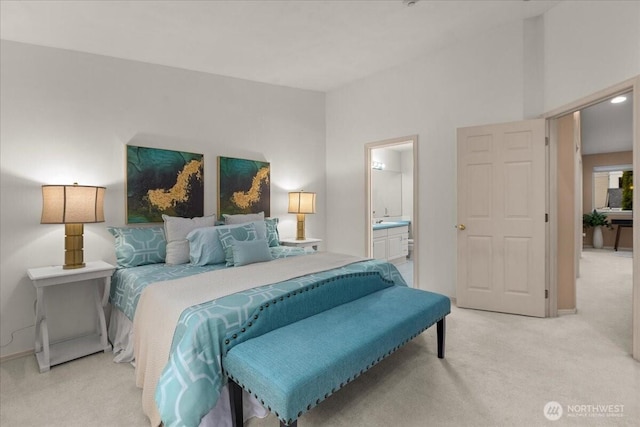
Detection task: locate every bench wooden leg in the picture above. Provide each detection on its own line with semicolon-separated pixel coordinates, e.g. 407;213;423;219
437;317;445;359
229;379;243;427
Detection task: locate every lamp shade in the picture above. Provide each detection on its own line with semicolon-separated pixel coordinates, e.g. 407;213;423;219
288;191;316;214
41;184;106;224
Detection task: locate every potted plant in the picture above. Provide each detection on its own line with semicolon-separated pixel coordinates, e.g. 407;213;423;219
583;209;612;249
621;170;633;210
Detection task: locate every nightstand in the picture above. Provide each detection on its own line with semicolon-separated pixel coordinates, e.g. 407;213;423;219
27;260;115;373
279;237;322;251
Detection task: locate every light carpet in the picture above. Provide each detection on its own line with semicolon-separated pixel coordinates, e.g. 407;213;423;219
1;249;638;426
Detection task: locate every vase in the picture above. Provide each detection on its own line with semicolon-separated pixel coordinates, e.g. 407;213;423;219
593;225;604;249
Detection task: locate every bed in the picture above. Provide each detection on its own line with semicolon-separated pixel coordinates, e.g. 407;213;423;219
107;214;408;427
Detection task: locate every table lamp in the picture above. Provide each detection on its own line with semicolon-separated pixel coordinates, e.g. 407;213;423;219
41;183;106;269
288;191;316;240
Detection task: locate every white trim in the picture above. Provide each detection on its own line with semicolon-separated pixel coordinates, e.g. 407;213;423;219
547;119;558;318
558;309;577;316
633;77;640;362
544;77;637;119
365;135;419;288
593;164;633;172
0;349;33;364
543;75;640;361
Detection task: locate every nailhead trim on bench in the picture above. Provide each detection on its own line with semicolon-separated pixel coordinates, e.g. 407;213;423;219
224;314;446;426
223;271;437;426
222;272;396;350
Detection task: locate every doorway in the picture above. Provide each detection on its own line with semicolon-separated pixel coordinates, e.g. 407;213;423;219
546;76;640;360
454;76;639;360
365;135;419;287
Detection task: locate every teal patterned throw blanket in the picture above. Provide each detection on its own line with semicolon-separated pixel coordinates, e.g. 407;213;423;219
134;253;406;427
110;246;306;321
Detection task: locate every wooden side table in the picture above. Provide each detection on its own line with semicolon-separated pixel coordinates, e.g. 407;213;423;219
279;237;322;251
611;218;633;251
27;260;115;373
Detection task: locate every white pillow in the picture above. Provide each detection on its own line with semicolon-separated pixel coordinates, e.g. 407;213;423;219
162;214;216;264
223;211;265;224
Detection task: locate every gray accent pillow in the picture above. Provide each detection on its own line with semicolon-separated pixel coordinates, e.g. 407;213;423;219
186;222;265;266
231;239;273;267
186;226;226;266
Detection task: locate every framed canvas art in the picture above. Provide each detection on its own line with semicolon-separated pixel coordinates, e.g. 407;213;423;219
126;145;204;223
218;156;270;217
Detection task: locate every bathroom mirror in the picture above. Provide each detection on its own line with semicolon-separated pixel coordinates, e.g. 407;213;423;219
372;169;402;219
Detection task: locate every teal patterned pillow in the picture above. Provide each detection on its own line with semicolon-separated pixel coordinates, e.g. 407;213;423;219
265;217;280;247
108;226;166;268
217;223;259;266
270;246;306;259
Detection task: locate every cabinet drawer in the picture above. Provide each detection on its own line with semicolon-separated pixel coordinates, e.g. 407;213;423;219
387;226;408;236
373;229;388;239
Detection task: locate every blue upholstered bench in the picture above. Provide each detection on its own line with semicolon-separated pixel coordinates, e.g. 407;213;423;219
222;278;450;427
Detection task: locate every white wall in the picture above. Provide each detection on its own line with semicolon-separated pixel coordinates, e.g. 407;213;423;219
543;1;640;111
0;41;326;358
3;0;638;359
326;20;526;296
326;1;640;297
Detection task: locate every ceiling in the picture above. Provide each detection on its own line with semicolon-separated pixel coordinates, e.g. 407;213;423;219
1;1;631;153
1;0;560;92
581;93;633;156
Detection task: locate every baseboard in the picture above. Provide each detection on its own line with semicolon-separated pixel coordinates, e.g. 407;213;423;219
558;308;577;315
583;245;633;251
0;349;33;364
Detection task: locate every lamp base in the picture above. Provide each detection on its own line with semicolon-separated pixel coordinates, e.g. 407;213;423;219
63;223;85;269
296;214;306;240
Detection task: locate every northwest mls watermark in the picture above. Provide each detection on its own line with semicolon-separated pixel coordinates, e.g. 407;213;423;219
544;401;625;421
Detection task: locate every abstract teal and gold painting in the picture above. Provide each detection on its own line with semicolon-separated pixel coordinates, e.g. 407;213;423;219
218;156;270;217
126;145;204;223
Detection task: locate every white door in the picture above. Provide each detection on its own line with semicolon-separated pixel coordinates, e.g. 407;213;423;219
457;119;547;317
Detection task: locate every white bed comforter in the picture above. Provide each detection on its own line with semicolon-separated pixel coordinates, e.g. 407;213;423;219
133;252;364;426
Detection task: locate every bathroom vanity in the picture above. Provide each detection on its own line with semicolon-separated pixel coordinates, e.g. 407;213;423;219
372;221;410;264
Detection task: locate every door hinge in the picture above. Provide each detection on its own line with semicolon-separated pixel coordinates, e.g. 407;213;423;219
545;136;549;146
545;289;549;299
545;213;549;222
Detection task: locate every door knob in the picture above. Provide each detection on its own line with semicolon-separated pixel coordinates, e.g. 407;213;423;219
456;224;466;230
